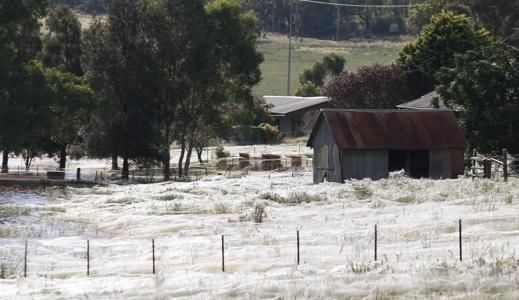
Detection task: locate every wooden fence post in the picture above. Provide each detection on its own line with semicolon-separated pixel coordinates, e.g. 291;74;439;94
221;235;225;272
483;159;492;179
87;240;90;276
472;149;477;177
152;239;155;274
459;219;463;261
503;149;508;182
297;230;300;265
24;240;27;278
374;224;378;262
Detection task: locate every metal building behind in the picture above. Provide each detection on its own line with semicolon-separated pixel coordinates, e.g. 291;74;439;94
307;109;468;183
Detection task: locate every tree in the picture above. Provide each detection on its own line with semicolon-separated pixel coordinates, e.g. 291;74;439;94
295;53;345;96
140;0;211;179
46;68;95;169
398;11;491;82
41;5;91;169
469;0;519;40
295;81;320;97
322;63;413;109
177;0;263;177
82;0;160;179
0;0;47;172
407;0;469;34
43;5;83;75
437;43;519;152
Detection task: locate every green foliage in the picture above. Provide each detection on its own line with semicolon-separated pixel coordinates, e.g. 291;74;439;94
82;0;162;178
43;5;83;75
295;81;320;97
298;53;345;88
296;53;345;97
398;11;491;81
469;0;519;40
215;145;230;159
323;64;412;109
258;123;282;144
407;0;470;34
437;43;519;152
322;53;346;76
45;68;95;148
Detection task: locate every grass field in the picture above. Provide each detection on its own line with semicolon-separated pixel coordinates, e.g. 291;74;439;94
254;34;406;96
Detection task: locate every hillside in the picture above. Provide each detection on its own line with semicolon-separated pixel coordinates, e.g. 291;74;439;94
254;34;406;96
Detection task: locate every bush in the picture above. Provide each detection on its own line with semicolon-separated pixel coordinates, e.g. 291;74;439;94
258;123;282;144
260;191;326;206
215;145;230;158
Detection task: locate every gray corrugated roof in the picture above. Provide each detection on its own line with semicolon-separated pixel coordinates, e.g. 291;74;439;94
397;91;447;110
263;96;330;116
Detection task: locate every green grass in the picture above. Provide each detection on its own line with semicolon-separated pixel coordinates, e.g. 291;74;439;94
254;34;405;96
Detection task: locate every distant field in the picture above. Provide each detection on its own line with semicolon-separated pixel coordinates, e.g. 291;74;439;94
73;12;405;97
255;34;406;96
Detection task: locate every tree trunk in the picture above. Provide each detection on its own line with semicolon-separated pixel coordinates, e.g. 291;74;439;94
178;142;185;178
183;143;194;177
1;151;8;173
59;145;67;170
111;153;119;170
196;146;204;164
163;148;171;180
121;156;129;180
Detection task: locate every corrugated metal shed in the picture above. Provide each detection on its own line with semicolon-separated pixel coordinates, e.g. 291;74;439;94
263;96;330;116
307;109;467;150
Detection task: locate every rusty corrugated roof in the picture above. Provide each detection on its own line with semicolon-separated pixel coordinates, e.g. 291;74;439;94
307;109;467;149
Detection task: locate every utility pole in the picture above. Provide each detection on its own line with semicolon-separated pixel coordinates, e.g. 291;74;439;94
271;0;276;33
336;7;340;41
287;3;293;96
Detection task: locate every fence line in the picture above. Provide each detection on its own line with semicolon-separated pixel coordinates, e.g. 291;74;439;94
0;156;314;185
470;148;517;181
0;219;484;279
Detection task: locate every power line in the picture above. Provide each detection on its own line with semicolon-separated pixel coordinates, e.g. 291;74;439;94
298;0;424;8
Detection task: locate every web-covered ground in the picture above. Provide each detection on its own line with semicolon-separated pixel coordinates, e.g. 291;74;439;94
1;149;519;299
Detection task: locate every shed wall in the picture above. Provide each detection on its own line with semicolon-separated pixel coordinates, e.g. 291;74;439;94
312;121;342;183
342;150;388;180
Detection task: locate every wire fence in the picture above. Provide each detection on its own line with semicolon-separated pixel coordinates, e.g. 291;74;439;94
2;218;513;280
0;155;314;186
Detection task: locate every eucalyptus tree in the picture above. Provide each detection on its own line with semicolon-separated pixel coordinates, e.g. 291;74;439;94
82;0;159;179
140;0;210;179
0;0;47;172
43;5;83;75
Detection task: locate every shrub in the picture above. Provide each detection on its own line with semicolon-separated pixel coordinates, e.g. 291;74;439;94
260;191;326;206
214;203;230;214
258;123;282;144
215;145;230;159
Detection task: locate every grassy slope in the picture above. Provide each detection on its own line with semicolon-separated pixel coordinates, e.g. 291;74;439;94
254;34;406;96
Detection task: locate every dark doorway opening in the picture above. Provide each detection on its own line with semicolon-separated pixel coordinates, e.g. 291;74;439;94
409;150;430;178
388;150;407;172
